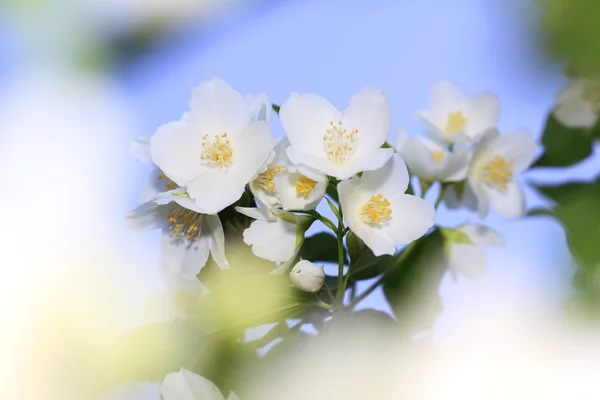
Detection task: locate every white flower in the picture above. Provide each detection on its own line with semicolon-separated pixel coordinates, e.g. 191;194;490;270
249;137;290;208
443;183;479;212
150;77;275;214
417;80;499;143
467;129;537;219
338;154;435;256
125;169;228;280
554;78;600;128
290;260;325;293
445;224;504;280
161;368;240;400
279;87;394;180
395;129;470;182
273;164;327;211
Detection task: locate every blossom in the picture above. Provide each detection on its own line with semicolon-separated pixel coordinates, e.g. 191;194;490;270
290;260;325;293
279;87;394;180
125;169;228;280
338;154;435;256
417;80;499;143
395;129;470;182
443;224;504;279
273;164;327;211
161;368;240;400
467;129;537;219
150;77;275;214
443;182;479;212
554;78;600;128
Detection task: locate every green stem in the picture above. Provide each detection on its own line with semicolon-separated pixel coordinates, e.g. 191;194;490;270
434;183;449;209
322;282;335;303
333;202;346;311
315;300;334;311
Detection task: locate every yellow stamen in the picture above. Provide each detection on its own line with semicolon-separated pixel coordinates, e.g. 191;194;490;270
323;120;358;165
445;111;467;134
479;155;513;190
431;150;445;162
359;193;392;225
296;175;318;198
254;165;286;192
158;173;179;191
167;206;203;241
200;133;233;167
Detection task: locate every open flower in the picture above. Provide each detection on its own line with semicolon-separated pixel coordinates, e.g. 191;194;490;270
467;129;537;219
249;137;290;208
161;368;240;400
443;224;504;280
125;169;228;280
417;80;499;143
273;164;327;211
279;87;394;180
396;129;470;182
554;77;600;128
338;154;435;256
150;77;275;214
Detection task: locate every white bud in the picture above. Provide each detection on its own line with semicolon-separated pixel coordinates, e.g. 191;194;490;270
290;260;325;293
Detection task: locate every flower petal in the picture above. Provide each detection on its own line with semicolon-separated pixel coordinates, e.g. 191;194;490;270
235;206;272;221
187;168;247;214
383;194;435;244
140;168;167;203
246;92;273;122
125;201;166;231
129;135;151;163
461;224;504;247
161;229;211;280
360;153;410;196
187;77;251;137
232;120;275;183
449;243;486;280
205;214;228;268
243;219;297;262
343;87;391;157
150;121;207;185
429;80;468;116
161;368;225;400
484;181;526;218
400;138;439;180
489;129;537;172
444;183;479;212
554;98;598;128
440;145;470;182
469;179;490;219
280;93;342;156
465;92;500;139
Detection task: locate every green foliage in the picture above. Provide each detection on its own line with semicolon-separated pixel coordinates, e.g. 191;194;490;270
299;231;348;264
383;230;448;335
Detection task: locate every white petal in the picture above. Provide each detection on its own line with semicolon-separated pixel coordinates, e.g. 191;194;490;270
440;145;470;182
483;181;526;218
129;135;151;163
187;77;250;137
460;224;504;247
360;153;410;196
235;206;272;221
279;93;342;156
343;87;391;157
187;168;247;214
395;127;408;151
228;391;242;400
243;219;297;262
465;92;500;139
246;92;272;122
489;129;537;172
429;80;468;116
150;121;206;185
161;229;211;280
205;214;228;268
400;137;439;180
161;368;225;400
554;98;598;128
140;168;167;203
444;183;479;212
382;194;435;244
125;201;166;231
232;120;275;183
449;243;486;280
469;179;490;219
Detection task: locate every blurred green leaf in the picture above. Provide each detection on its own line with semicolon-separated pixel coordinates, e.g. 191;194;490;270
383;230;447;335
299;232;347;264
347;233;394;281
533;114;594;168
532;176;600;204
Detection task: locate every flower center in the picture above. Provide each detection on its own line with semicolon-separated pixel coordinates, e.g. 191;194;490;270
254;165;286;192
201;133;233;167
359;193;392;225
431;150;445;162
445;111;467;134
167;207;202;241
480;155;513;190
296;175;318;198
323;120;358;165
158;173;179;190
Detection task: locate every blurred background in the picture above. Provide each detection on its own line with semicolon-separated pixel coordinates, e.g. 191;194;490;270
1;0;599;399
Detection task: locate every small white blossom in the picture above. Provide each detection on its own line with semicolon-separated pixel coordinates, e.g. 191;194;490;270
445;224;504;280
161;368;240;400
273;165;327;211
554;78;600;128
396;129;470;182
417;80;499;143
290;260;325;293
125;169;228;280
279;87;394;180
338;154;435;256
150;77;275;214
467;129;537;219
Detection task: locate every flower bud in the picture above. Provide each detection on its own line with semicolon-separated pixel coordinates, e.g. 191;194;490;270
290;260;325;293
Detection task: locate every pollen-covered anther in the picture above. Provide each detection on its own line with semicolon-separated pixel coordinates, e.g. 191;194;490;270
158;173;179;191
167;207;203;241
480;155;513;190
200;132;233;167
431;150;445;162
254;165;286;192
445;111;467;134
323;120;358;165
359;193;392;224
296;175;318;198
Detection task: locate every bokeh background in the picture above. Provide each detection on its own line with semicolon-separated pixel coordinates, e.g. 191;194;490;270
1;0;599;399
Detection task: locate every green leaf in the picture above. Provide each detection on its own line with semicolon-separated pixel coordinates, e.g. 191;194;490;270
439;227;473;245
272;104;281;114
326;179;340;203
532;176;600;204
383;230;447;335
299;232;347;264
346;231;394;281
533;114;594;168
